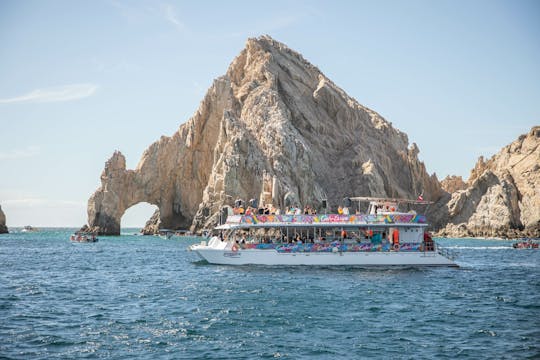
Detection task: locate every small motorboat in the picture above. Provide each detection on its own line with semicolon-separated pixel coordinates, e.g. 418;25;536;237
21;225;38;232
70;232;98;243
512;239;539;249
174;229;194;237
158;229;174;239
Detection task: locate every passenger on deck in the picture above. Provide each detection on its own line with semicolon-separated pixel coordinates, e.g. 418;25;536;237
365;229;373;240
338;206;343;215
392;230;399;245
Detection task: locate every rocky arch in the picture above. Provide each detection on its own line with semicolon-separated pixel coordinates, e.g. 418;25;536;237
87;151;192;235
86;76;237;236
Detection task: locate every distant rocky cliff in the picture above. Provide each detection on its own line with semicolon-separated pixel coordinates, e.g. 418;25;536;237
86;35;443;235
0;205;8;234
435;126;540;238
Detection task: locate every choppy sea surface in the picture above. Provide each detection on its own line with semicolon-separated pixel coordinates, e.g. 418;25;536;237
1;228;538;359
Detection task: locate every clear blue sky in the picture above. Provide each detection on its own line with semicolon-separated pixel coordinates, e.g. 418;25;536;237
0;0;538;227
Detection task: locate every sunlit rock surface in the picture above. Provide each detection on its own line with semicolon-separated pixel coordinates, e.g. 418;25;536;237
0;205;8;234
86;36;444;235
436;126;540;238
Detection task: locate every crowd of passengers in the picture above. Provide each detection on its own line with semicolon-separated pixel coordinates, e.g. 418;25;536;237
232;203;402;216
232;204;320;215
232;204;359;216
224;229;392;246
221;229;434;251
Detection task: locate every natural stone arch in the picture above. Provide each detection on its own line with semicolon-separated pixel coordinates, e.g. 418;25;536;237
87;151;193;235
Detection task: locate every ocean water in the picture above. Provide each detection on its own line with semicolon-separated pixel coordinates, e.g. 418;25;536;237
0;229;538;359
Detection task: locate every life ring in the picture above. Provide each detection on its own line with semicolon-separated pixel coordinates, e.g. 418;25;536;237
231;244;239;252
393;243;400;251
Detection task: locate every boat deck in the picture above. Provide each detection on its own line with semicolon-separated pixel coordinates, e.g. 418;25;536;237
219;213;427;229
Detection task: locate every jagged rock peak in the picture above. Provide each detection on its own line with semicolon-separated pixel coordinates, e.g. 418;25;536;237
468;126;540;185
227;36;397;134
104;150;126;174
238;35;321;76
0;205;8;234
436;126;540;238
85;35;444;235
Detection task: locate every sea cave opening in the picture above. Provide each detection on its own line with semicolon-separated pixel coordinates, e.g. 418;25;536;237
121;202;159;234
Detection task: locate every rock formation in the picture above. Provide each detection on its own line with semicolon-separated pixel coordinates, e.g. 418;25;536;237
141;210;161;235
0;205;8;234
436;126;540;238
86;35;444;235
440;175;467;193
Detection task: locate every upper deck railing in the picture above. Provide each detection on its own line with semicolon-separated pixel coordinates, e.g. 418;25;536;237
224;213;427;227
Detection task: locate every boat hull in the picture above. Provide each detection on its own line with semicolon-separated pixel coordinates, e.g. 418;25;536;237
192;248;457;267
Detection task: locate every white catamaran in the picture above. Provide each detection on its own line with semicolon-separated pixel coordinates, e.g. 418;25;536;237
190;197;458;267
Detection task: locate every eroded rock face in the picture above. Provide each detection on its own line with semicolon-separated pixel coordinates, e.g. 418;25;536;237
440;175;467;193
141;210;161;235
86;35;444;235
0;205;8;234
436;126;540;238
